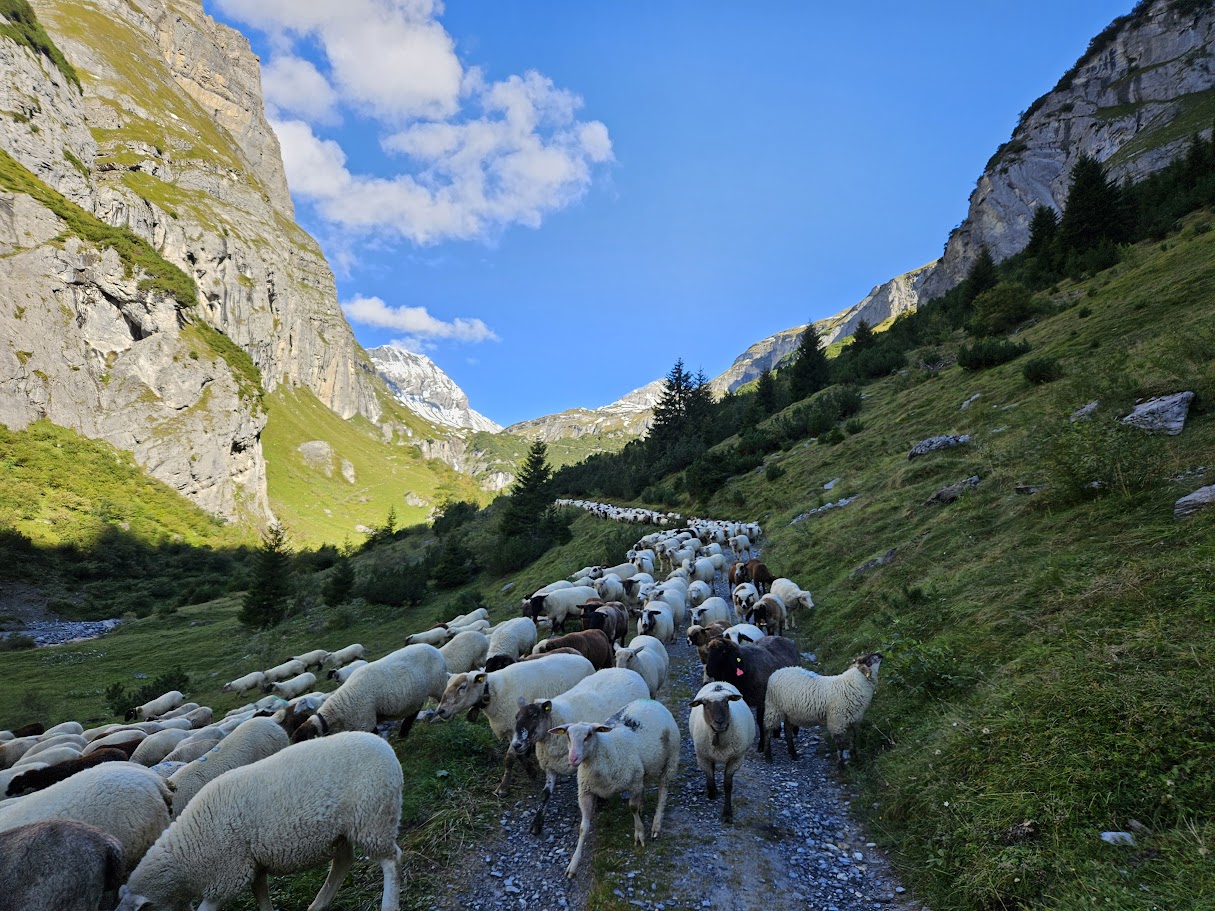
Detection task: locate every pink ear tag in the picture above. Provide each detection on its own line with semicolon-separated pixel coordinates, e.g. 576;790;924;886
736;668;744;677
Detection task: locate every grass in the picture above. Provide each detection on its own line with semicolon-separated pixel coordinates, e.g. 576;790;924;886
0;0;79;90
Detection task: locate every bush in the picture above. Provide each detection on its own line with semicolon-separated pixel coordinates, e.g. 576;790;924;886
1022;356;1064;385
104;666;190;719
0;634;35;652
819;428;845;445
764;461;785;482
969;282;1036;336
355;560;428;607
430;538;478;589
844;418;864;435
957;338;1031;370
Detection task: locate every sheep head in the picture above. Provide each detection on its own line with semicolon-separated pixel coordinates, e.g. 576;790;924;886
852;652;884;684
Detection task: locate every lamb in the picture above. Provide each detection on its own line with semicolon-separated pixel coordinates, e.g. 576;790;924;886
293;644;449;743
324;643;368;669
222;671;265;695
748;593;788;637
769;578;813;629
116;732;403;911
533;629;614;670
549;698;680;877
690;597;732;628
129;729;192;766
524;585;598;634
731;582;759;621
0;820;125;911
763;653;883;765
0;762;172;874
581;601;630;648
262;659;306;684
638;603;675;644
703;635;800;758
687;580;713;609
686;622;731;665
439;630;490;674
689;681;756;823
168;716;290;818
326;659;368;684
432;653;595;796
614;635;670;698
485;616;540;672
509;667;649;835
124;690;184;722
724;623;766;644
268;672;318;700
6;747;130;797
404;626;450;648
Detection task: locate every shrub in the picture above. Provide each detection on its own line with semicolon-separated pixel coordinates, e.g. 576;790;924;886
819;428;845;445
764;461;785;482
0;634;36;652
957;338;1031;370
104;666;190;719
844;418;864;435
430;538;478;589
1044;419;1168;502
1023;356;1064;385
356;561;428;607
322;556;355;606
969;282;1035;336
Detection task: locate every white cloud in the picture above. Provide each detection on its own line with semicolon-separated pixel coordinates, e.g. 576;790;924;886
341;295;498;343
215;0;613;245
262;55;341;124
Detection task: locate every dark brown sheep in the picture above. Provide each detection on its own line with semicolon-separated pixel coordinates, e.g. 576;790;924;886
686;621;732;666
704;636;800;758
582;602;629;648
5;748;130;797
536;629;613;670
727;562;750;588
7;722;45;738
0;820;124;911
744;560;775;595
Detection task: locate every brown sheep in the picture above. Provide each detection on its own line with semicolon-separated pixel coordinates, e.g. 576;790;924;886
5;748;129;797
582;602;629;648
686;621;732;666
727;562;750;588
7;723;44;739
535;629;614;670
745;560;775;595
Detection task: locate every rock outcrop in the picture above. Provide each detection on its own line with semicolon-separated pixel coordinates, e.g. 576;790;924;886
369;345;501;434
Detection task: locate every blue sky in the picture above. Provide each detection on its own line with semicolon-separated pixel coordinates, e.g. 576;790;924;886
205;1;1131;427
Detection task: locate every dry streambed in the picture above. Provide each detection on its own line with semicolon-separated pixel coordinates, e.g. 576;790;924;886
427;557;922;911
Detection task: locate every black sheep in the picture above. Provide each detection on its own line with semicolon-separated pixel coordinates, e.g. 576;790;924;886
5;748;128;797
704;636;800;759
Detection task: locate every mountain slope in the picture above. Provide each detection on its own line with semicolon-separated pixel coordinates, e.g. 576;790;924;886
368;345;502;434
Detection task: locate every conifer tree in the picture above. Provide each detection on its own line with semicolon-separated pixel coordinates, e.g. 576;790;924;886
239;523;292;629
755;367;778;415
965;245;998;303
1059;154;1127;252
1026;205;1059;255
849;318;875;352
648;358;692;450
499;440;554;539
322;554;355;606
788;321;830;400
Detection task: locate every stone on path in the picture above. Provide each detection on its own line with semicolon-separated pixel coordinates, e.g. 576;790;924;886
1121;391;1194;435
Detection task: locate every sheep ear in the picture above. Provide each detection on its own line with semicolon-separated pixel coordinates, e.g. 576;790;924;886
548;726;568;737
738;633;754;644
474;673;487;683
727;694;744;702
517;696;527;708
689;698;703;708
593;724;613;733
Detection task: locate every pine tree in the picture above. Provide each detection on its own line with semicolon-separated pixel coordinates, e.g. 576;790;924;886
788;321;830;400
850;318;875;352
755;367;778;415
499;440;554;539
239;523;292;629
1059;154;1127;252
648;358;692;450
322;554;355;606
1026;205;1059;255
965;245;998;303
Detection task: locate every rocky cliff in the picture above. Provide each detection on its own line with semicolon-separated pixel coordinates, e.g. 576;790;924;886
921;0;1215;299
368;345;502;434
0;0;388;521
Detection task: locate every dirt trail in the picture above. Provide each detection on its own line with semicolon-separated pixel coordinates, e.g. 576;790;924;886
427;549;923;911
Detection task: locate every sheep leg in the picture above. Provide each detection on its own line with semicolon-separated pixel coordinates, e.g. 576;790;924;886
758;704;773;762
629;790;647;847
531;770;558;835
785;721;800;759
703;760;718;799
307;838;354;911
566;790;596;877
651;775;671;839
379;847;402;911
397;710;418;740
722;767;736;824
495;747;520;797
199;899;225;911
250;868;273;911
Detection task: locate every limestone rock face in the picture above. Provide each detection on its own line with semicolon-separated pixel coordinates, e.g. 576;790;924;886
369;345;501;434
921;0;1215;299
0;0;393;520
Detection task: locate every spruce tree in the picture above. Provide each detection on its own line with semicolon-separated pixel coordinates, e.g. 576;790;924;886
1026;205;1059;255
648;358;691;451
965;245;998;303
850;318;875;352
239;523;292;629
322;554;355;606
755;367;778;415
788;321;830;400
499;440;553;539
1059;154;1127;252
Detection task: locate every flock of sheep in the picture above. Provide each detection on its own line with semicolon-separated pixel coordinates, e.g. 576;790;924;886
0;501;882;910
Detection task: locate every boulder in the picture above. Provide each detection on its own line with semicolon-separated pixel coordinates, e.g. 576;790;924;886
1121;391;1194;435
851;548;897;578
1070;400;1100;422
1175;485;1215;519
928;476;981;505
908;435;971;460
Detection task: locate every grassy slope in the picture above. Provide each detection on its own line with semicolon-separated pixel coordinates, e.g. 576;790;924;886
681;221;1215;910
261;388;484;546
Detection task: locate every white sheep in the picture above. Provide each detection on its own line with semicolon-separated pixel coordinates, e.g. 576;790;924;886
589;562;638;581
268;672;317;700
638;604;675;644
327;659;368;684
116;732;403;911
262;659;306;684
549;698;680;877
181;707;214;730
647;585;687;627
324;643;368;669
614;635;670;698
728;534;752;560
0;762;172;874
42;721;84;737
168;717;290;818
690;597;732;628
682;557;716;587
222;671;265;695
163;737;221;765
293;649;331;671
593;574;626;603
126;690;184;722
724;623;766;644
403;626;450;648
485;616;539;671
433;653;595;796
687;580;713;609
293;644;449;742
509;667;649;835
688;681;755;823
525;585;598;635
447;606;491;626
21;733;86;759
129;729;192;766
439;630;490;674
156;703;201;721
731;582;759;621
14;746;80;769
769;578;813;629
763;653;883;765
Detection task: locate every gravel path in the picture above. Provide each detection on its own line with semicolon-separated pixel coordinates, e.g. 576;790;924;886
427;546;922;911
